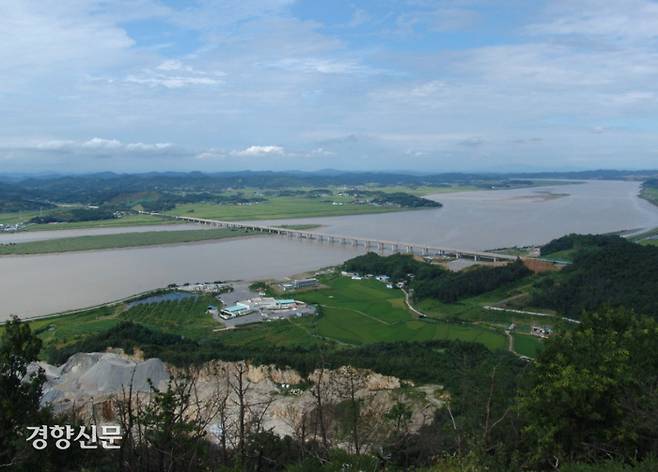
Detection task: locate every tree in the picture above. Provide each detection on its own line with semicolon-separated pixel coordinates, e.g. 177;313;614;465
0;316;46;468
520;308;658;468
335;366;368;455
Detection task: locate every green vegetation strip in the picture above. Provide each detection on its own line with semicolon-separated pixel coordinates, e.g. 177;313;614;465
25;213;181;231
0;228;253;255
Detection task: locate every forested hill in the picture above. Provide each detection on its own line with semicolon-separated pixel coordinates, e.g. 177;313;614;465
0;183;55;212
343;252;531;303
533;234;658;318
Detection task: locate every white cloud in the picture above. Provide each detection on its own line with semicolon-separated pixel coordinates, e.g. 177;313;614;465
196;148;227;160
527;0;658;43
156;60;190;72
309;147;334;156
125;74;223;88
234;145;285;156
348;9;371;27
33;137;173;153
0;1;134;82
264;57;376;76
124;61;225;88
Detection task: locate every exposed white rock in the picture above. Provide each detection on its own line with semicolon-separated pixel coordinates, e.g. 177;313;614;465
33;352;169;407
32;352;443;450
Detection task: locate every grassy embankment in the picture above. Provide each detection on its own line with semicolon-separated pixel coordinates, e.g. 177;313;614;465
0;228;253;255
26;213;181;231
22;273;543;361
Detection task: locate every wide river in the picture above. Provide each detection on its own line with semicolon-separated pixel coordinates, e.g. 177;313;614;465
1;180;657;319
247;180;658;249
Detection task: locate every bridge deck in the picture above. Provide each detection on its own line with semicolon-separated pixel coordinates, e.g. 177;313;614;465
155;213;519;262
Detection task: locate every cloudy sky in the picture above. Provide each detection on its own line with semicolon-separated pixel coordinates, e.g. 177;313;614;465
2;0;658;173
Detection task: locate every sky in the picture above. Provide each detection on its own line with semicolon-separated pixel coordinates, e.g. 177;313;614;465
1;0;658;173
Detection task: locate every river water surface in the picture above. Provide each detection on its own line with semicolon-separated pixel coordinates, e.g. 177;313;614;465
1;180;657;319
246;181;658;249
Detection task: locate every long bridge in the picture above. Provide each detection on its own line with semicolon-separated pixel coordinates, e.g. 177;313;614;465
156;213;519;262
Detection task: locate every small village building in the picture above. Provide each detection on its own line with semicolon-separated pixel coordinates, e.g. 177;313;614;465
282;278;319;291
220;302;252;319
531;326;552;338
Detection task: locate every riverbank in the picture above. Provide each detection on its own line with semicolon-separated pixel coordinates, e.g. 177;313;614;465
0;227;255;255
640;182;658;207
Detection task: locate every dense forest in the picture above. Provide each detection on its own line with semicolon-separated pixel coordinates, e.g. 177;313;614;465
343;252;531;303
540;233;623;257
413;259;530;302
533;235;658;318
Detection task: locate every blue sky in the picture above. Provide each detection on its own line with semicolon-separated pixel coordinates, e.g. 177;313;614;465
1;0;658;173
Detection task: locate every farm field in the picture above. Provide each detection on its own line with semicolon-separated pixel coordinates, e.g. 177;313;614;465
23;295;218;358
219;276;513;353
165;196;413;221
416;278;548;356
0;210;40;225
0;227;252;255
513;333;543;357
